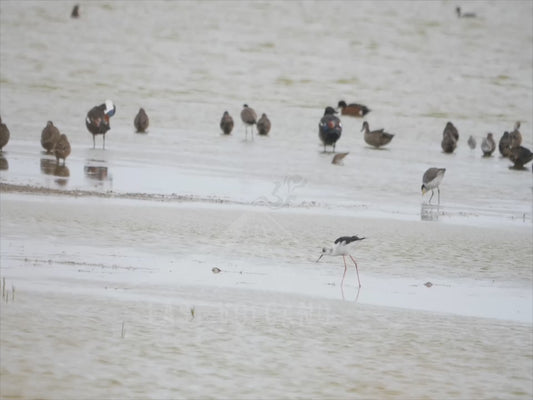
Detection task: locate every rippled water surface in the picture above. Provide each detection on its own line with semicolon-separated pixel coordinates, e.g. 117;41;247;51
1;1;532;399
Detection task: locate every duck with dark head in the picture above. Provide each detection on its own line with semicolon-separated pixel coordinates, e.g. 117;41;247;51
319;106;342;153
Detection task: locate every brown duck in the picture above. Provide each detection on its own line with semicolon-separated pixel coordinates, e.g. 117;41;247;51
41;121;61;153
54;134;71;165
361;121;394;148
509;146;533;169
257;113;271;136
337;100;370;117
220;111;234;135
134;108;149;133
0;116;10;151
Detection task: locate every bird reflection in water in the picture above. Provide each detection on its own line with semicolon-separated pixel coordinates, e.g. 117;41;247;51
420;203;440;221
40;158;70;178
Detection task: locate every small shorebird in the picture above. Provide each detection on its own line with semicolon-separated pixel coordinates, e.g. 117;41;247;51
257;113;271;136
467;135;476;150
0;116;10;151
509;146;533;169
332;152;349;165
361;121;394;148
134;108;149;133
54;134;71;165
86;99;116;149
220;111;234;135
481;133;496;157
456;6;476;18
421;167;446;204
337;100;370;117
240;104;257;140
316;235;366;288
41;121;61;153
318;106;342;152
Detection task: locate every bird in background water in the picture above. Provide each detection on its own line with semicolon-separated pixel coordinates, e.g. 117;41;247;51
421;167;446;204
316;235;366;288
0;116;10;151
54;134;71;165
134;108;149;133
257;113;271;136
318;106;342;153
240;104;257;140
481;133;496;157
220;111;234;135
41;121;61;153
86;99;116;149
332;152;349;166
361;121;395;148
337;100;370;117
467;135;476;150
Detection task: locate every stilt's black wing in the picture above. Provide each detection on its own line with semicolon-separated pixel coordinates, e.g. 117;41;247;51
334;235;365;245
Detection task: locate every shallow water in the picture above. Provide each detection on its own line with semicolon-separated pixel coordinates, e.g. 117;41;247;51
1;1;532;399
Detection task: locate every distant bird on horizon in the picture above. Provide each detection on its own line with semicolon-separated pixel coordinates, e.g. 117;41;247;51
318;106;342;152
421;167;446;205
481;133;496;157
134;107;149;133
509;146;533;170
316;235;366;288
456;6;476;18
54;134;71;165
467;135;476;150
241;104;257;140
337;100;370;117
71;4;79;18
86;99;115;149
332;152;349;165
41;121;61;153
361;121;394;148
498;131;512;158
220;111;234;135
257;113;271;136
0;116;10;151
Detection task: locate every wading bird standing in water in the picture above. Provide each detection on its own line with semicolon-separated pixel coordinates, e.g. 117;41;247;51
316;235;366;288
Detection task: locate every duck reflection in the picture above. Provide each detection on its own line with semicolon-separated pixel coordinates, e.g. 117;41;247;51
40;158;70;177
421;203;440;221
0;154;8;170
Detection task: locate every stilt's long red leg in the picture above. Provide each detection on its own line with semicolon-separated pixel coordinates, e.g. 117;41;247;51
349;255;361;288
341;256;348;286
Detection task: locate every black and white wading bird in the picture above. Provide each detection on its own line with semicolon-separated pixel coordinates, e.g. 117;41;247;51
316;235;366;288
318;106;342;152
421;167;446;204
85;99;116;149
240;104;257;140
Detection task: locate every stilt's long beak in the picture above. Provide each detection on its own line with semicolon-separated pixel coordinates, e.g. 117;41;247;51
316;254;324;263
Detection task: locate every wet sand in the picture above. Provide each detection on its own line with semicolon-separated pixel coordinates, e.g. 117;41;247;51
1;187;532;399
